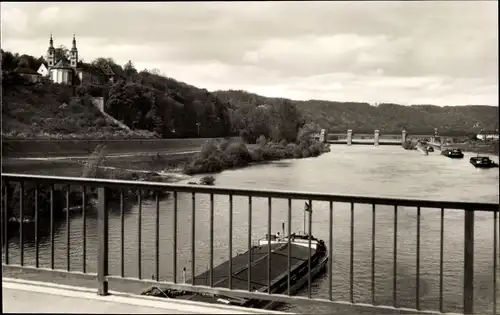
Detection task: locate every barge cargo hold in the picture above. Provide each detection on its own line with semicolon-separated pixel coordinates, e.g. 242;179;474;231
142;233;328;310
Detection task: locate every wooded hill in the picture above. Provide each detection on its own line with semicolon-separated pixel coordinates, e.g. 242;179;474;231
2;49;497;140
214;90;498;136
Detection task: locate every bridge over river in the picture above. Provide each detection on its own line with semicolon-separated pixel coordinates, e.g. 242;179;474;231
326;130;463;146
2;145;499;314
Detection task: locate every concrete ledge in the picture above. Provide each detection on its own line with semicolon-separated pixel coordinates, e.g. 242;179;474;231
2;278;289;314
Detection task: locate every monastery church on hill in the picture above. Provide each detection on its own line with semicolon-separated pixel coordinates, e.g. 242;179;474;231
37;34;116;86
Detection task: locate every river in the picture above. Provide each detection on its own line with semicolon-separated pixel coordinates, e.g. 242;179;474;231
3;145;499;314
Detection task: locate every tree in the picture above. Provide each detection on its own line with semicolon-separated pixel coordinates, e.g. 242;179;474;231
123;60;137;78
17;54;43;70
17;58;29;68
55;45;70;61
270;100;302;143
297;122;322;143
106;80;131;121
92;57;113;69
150;68;161;75
1;50;18;72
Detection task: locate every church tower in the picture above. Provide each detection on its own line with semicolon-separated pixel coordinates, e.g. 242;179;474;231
70;34;78;68
47;34;55;67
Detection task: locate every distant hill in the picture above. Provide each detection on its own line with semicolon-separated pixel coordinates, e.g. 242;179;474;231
2;48;497;139
214;90;499;135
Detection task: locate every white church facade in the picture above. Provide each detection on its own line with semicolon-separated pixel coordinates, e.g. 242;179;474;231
37;34;116;86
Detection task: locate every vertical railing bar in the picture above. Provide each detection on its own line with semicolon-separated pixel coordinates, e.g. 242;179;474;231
493;209;498;315
463;209;474;314
50;184;54;269
416;206;421;310
3;181;9;265
371;203;376;305
97;187;109;296
19;181;24;266
439;207;444;313
155;191;160;282
209;193;214;287
173;191;178;284
329;201;333;301
34;186;39;268
137;190;142;280
308;199;312;299
66;185;70;272
287;198;292;296
82;186;86;273
191;192;196;286
247;196;252;292
393;205;398;307
267;197;272;294
120;189;124;278
228;194;233;290
350;202;354;303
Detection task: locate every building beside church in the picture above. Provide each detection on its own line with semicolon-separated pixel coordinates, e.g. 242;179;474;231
37;63;49;77
37;34;116;86
15;67;42;83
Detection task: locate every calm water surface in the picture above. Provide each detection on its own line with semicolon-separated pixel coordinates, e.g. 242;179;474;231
4;146;499;314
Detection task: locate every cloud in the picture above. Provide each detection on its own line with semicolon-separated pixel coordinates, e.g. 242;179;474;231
1;7;28;33
38;6;60;24
1;1;497;106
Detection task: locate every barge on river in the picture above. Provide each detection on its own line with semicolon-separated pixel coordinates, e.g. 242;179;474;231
142;232;328;310
470;155;499;168
441;148;464;159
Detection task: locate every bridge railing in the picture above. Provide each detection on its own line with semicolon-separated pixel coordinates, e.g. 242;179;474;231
1;173;498;315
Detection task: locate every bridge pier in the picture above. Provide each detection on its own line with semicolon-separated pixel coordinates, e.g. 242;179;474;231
401;130;407;146
347;129;352;146
374;130;380;146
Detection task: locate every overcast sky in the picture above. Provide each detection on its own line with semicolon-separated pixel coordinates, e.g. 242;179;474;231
1;1;497;106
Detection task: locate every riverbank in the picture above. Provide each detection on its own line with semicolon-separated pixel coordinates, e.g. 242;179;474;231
443;140;499;155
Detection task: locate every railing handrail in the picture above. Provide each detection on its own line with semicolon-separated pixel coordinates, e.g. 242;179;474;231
2;172;498;314
2;173;498;211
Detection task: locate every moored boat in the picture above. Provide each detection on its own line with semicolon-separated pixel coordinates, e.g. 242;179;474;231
441;148;464;159
142;231;328;310
470;156;499;168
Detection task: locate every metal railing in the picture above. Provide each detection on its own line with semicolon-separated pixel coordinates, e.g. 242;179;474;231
1;173;498;314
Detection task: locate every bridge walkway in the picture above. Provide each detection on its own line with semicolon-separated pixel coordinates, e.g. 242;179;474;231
2;278;285;314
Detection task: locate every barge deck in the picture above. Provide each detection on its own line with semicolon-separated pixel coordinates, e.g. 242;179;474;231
143;233;328;310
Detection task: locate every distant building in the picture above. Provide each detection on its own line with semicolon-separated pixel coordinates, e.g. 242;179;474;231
14;67;42;83
40;34;116;86
476;131;499;141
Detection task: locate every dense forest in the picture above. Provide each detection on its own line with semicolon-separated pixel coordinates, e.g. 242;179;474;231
2;48;498;140
214;90;498;136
